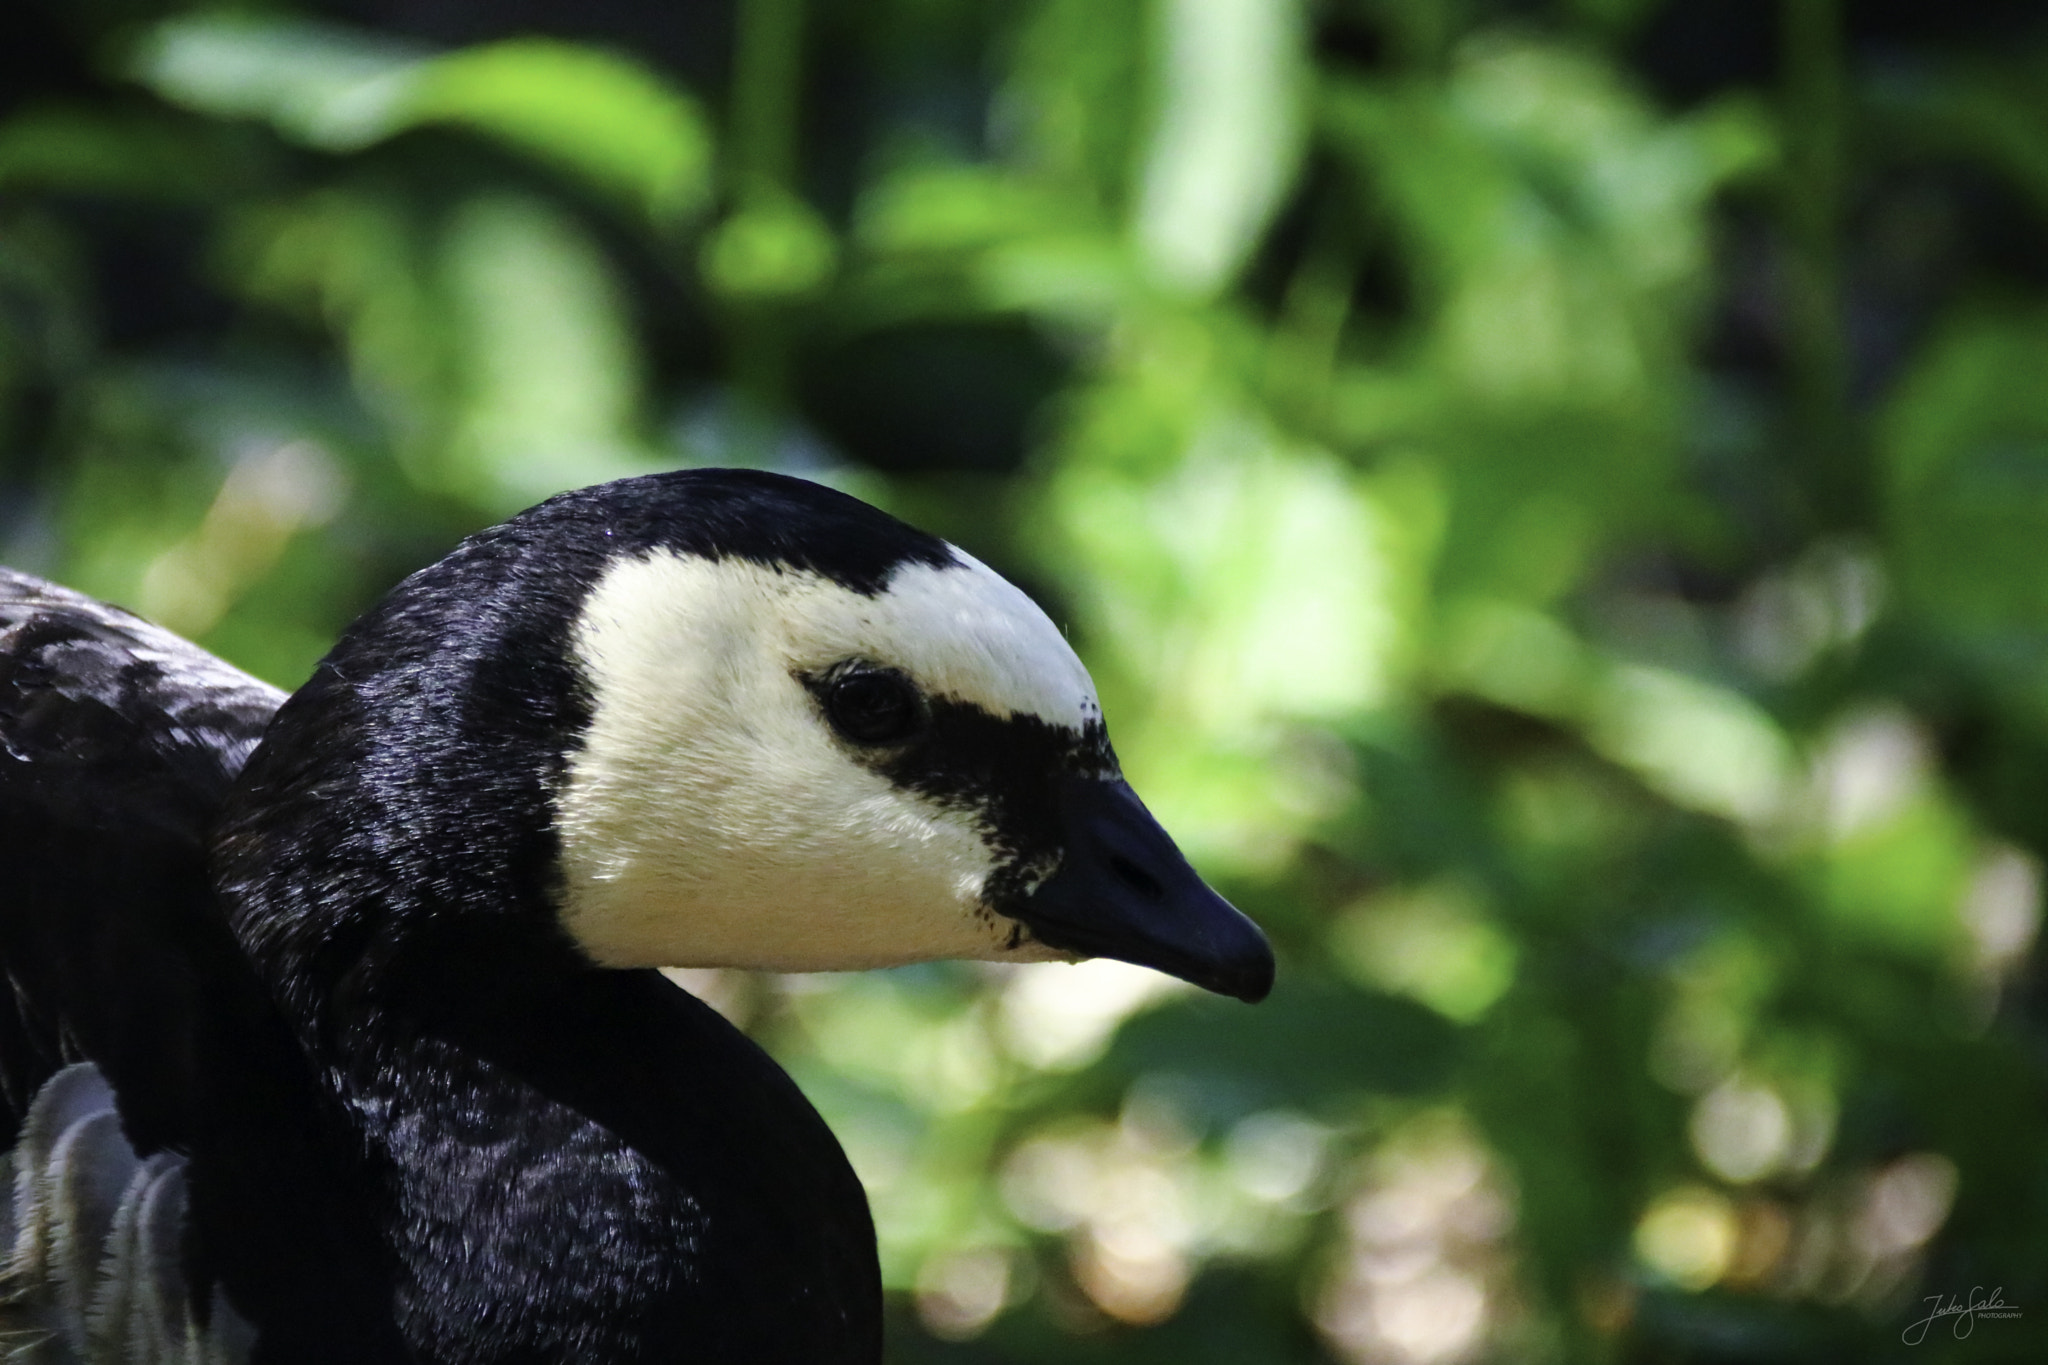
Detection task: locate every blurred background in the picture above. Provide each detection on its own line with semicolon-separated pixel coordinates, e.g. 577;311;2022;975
4;0;2047;1359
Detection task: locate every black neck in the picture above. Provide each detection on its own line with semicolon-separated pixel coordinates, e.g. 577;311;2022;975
327;967;882;1364
214;761;881;1364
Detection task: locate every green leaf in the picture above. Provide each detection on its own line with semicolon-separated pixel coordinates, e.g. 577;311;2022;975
398;39;714;228
129;17;429;145
700;196;838;300
1882;306;2048;654
1871;53;2048;218
1133;0;1308;295
132;18;712;228
0;107;221;199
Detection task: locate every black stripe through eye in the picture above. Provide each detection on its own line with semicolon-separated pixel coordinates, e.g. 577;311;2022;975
822;666;926;745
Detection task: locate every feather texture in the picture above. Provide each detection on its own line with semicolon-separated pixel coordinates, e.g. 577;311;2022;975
0;573;400;1362
0;1065;254;1363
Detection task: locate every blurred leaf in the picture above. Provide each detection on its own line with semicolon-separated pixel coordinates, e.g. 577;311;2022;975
438;193;655;507
1111;977;1461;1121
1883;307;2048;643
1002;0;1152;213
1324;47;1763;400
133;19;713;227
1047;427;1423;870
1321;46;1771;608
701;195;838;300
1133;0;1307;295
1586;664;1795;826
129;16;427;143
398;39;714;228
1332;878;1519;1022
0;107;221;198
228;188;446;456
1812;793;1974;957
1872;51;2048;217
857;165;1078;257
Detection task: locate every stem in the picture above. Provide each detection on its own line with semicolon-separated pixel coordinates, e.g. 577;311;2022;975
730;0;807;206
1781;0;1855;527
723;0;808;452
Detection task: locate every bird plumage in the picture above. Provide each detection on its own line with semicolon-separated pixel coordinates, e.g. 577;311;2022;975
1;1063;254;1363
0;469;1272;1363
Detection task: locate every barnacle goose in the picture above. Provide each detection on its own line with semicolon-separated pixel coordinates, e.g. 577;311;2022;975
0;469;1272;1364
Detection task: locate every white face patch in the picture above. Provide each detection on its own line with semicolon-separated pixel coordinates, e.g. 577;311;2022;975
555;547;1102;971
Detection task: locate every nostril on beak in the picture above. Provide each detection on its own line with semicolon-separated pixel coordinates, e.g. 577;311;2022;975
1107;852;1164;901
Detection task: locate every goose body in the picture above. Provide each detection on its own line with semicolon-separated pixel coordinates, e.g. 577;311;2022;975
0;470;1271;1363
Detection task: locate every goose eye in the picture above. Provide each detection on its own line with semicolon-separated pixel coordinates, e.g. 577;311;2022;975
824;668;925;745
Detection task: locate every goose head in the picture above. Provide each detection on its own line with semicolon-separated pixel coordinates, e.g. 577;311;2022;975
223;469;1273;1006
555;474;1272;1003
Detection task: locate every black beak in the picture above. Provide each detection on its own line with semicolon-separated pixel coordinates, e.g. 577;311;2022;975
1013;776;1274;1003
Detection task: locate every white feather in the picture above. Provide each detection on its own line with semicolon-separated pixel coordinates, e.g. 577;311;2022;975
556;549;1098;971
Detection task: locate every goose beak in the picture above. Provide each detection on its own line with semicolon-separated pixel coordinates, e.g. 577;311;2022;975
1014;776;1275;1003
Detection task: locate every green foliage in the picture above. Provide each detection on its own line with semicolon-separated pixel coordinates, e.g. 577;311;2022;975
4;0;2048;1360
137;18;714;227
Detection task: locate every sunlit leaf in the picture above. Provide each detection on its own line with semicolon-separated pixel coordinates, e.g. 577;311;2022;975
701;196;838;300
1134;0;1307;295
1586;664;1795;826
133;18;712;227
398;39;714;228
439;193;655;506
